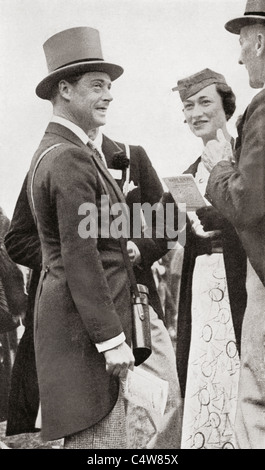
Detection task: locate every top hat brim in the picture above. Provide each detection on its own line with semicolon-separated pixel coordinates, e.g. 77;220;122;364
225;15;265;34
36;60;124;100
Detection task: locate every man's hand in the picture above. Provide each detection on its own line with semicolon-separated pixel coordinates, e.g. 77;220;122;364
127;240;141;265
202;129;233;172
103;341;135;379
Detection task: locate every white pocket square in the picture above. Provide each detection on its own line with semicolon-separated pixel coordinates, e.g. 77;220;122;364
123;180;138;196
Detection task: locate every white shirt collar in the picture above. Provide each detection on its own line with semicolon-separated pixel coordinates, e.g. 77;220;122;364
88;129;107;166
51;115;89;145
93;129;103;149
50;116;108;166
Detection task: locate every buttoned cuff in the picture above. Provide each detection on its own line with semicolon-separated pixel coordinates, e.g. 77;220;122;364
95;332;126;353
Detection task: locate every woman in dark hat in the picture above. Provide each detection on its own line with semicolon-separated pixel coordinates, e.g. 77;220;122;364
172;69;247;449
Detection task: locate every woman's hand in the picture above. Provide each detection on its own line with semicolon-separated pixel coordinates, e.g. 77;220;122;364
196;206;228;231
202;129;233;172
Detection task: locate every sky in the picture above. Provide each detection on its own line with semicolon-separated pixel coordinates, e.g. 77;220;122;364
0;0;258;219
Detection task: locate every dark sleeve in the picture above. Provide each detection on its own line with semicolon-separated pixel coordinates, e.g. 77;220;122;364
131;146;170;266
221;223;247;355
206;92;265;230
4;175;42;271
196;206;231;231
0;239;27;319
137;145;164;205
133;192;182;269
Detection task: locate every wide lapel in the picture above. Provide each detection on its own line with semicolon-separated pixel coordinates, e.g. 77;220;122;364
47;123;127;203
184;157;201;176
102;134;125;168
102;134;128;192
88;148;127;203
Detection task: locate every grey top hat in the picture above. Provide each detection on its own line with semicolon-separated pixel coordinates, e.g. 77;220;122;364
36;27;124;100
225;0;265;34
172;68;227;101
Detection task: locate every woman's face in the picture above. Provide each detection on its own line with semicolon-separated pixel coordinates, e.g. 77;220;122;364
183;84;227;144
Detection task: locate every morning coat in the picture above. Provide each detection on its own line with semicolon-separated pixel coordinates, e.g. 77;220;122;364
206;89;265;286
26;122;133;441
5;132;167;437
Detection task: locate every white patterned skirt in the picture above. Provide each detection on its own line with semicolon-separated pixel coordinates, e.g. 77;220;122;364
181;253;240;449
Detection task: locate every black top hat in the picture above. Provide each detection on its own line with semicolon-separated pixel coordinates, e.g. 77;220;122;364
36;27;124;100
225;0;265;34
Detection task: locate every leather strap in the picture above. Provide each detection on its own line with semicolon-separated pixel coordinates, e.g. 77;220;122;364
30;143;63;224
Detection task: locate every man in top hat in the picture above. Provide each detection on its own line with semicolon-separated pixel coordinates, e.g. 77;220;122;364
5;130;182;449
201;0;265;449
24;26;139;448
5;25;182;447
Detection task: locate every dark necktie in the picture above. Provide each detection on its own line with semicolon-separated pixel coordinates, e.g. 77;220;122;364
86;140;105;165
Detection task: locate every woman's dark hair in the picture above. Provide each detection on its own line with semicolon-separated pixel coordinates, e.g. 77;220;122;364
50;73;85;101
216;83;236;121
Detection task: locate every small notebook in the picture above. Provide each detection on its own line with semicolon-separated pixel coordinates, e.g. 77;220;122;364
163;174;207;211
121;368;168;417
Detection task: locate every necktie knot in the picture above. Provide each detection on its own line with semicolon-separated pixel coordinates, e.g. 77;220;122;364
87;140;104;162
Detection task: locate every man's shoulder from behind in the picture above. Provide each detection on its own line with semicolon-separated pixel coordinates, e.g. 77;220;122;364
102;134;146;153
247;88;265;114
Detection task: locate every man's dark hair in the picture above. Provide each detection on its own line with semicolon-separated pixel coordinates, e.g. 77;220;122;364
216;83;236;121
50;73;85;102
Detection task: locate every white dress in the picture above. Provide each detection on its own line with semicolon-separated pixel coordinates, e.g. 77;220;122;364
181;161;240;449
